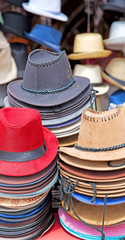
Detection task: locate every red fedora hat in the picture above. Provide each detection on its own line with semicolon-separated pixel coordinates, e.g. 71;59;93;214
0;107;58;176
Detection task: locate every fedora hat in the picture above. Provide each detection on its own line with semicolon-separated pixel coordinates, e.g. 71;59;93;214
101;0;125;14
102;58;125;90
103;21;125;51
68;33;111;60
22;0;68;22
74;64;109;96
24;24;62;52
60;105;125;161
3;0;28;8
0;107;58;177
11;43;28;79
7;49;90;107
0;12;31;38
0;31;17;85
59;207;125;239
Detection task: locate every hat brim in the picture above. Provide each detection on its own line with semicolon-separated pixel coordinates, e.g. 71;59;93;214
101;3;125;13
0;24;26;39
22;3;68;22
104;37;125;50
7;76;90;107
68;50;111;60
0;57;17;85
24;31;61;52
59;207;125;237
0;127;58;176
102;70;125;91
59;134;78;147
93;82;109;96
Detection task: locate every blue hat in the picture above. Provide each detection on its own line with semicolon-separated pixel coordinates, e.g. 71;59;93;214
109;89;125;109
24;24;62;52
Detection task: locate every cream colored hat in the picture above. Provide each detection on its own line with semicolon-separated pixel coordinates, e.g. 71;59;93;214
0;31;17;85
103;21;125;51
74;64;109;96
102;58;125;90
68;33;112;60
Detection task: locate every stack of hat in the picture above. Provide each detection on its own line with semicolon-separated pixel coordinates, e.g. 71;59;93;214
0;31;17;107
5;49;95;147
59;105;125;239
0;107;59;239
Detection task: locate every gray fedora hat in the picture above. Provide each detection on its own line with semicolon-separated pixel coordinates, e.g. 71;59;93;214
101;0;125;14
7;49;90;107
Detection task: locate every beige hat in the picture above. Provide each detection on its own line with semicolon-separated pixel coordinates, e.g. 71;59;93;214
0;31;17;85
58;133;78;147
62;197;125;226
102;58;125;90
60;105;125;161
74;64;109;96
68;33;112;60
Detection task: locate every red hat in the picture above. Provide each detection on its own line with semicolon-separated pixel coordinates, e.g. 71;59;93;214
0;107;58;176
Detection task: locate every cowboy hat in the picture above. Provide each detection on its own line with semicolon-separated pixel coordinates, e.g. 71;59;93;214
74;64;109;96
22;0;68;22
60;105;125;161
68;33;111;60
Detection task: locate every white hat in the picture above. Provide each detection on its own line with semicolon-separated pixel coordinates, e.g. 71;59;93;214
74;64;109;96
22;0;68;22
103;21;125;51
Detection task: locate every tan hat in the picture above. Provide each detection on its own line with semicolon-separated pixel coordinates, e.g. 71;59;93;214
60;105;125;161
0;31;17;85
102;58;125;90
74;64;109;96
58;133;78;147
62;197;125;226
68;33;112;60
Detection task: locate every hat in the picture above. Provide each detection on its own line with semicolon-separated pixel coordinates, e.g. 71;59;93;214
22;0;68;22
0;12;31;38
102;58;125;90
0;84;7;107
74;64;109;96
11;43;28;79
101;0;125;14
59;207;125;238
24;24;62;52
0;31;17;85
109;89;125;110
60;105;125;161
0;107;58;177
68;33;111;60
3;0;28;8
7;49;90;107
58;133;78;147
103;21;125;51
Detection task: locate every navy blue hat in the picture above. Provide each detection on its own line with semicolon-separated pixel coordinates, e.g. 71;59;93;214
24;24;62;52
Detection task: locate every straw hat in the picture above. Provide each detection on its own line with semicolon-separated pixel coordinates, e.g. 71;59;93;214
0;31;17;85
60;105;125;161
74;64;109;96
68;33;111;60
103;21;125;51
102;58;125;90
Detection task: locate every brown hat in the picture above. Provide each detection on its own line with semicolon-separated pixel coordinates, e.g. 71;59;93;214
60;106;125;161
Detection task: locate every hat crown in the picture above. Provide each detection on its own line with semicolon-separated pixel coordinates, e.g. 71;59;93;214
109;21;125;39
105;58;125;81
107;0;125;5
23;49;73;92
29;0;61;12
74;64;102;84
0;108;44;152
73;33;104;53
78;106;125;149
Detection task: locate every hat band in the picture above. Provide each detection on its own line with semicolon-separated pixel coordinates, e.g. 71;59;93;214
75;143;125;152
104;70;125;86
0;141;47;162
91;83;103;87
21;79;75;94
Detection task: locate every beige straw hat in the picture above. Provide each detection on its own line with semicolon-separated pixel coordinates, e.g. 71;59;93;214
68;33;112;60
102;58;125;90
74;64;109;96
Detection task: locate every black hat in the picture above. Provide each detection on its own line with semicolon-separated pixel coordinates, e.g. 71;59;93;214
3;0;28;8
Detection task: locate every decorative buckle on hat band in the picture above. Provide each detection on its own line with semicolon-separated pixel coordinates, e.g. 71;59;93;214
0;141;47;162
21;79;75;94
75;143;125;152
60;176;107;240
104;70;125;86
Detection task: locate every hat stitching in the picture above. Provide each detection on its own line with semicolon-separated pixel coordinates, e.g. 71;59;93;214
21;79;75;94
